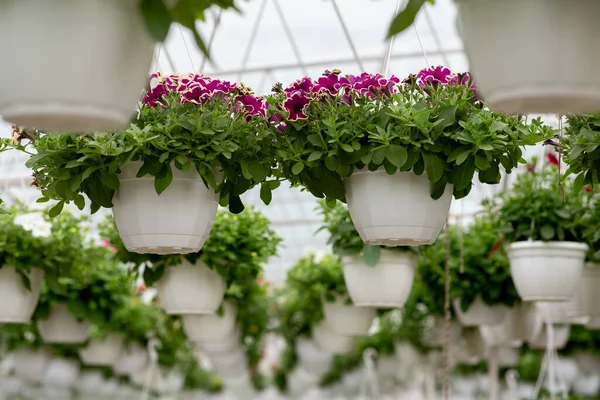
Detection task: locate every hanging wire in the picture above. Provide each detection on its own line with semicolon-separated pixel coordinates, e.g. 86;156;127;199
331;0;365;72
443;219;452;400
237;0;268;82
199;9;223;73
178;24;197;72
557;114;565;201
380;0;402;77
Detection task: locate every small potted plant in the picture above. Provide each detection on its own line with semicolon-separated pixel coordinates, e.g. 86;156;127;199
268;67;551;246
319;200;419;308
388;2;600;115
495;161;590;301
0;1;241;133
20;73;278;255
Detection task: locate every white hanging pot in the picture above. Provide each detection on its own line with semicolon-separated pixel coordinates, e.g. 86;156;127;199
112;342;148;376
507;241;587;301
490;346;520;368
421;315;462;347
479;323;523;348
528;324;571;349
112;161;219;255
0;266;43;323
182;301;236;341
10;347;52;383
574;264;600;318
153;369;185;395
0;0;155;133
195;328;242;355
37;303;91;344
223;372;256;400
587;317;600;330
535;301;588;325
78;333;125;366
99;378;119;397
77;370;106;394
287;367;320;399
156;259;226;315
295;337;333;376
454;329;486;364
311;321;356;355
453;296;508;327
321;295;376;336
209;350;247;377
43;357;80;388
456;0;600;115
376;354;398;379
573;352;600;375
573;374;600;397
342;250;417;308
345;169;453;246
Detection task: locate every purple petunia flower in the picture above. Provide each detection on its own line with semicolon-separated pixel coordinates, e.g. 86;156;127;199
269;112;287;132
347;72;400;98
234;94;268;120
284;91;312;121
284;77;316;95
314;72;350;96
416;66;455;86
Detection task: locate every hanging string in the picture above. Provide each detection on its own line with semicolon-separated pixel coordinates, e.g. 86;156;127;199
443;218;451;400
139;338;159;400
178;24;197;72
361;348;380;399
412;22;430;67
458;201;465;274
557;115;565;202
380;0;402;77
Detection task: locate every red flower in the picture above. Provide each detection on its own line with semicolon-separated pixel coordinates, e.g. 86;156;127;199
137;284;147;293
546;152;559;166
488;236;504;259
585;186;594;193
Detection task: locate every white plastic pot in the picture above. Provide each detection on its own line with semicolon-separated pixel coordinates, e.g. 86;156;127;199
535;301;588;325
507;241;587;301
0;266;43;323
574;374;600;397
10;347;52;383
494;346;520;368
453;296;507;327
421;315;462;347
322;295;376;336
112;343;148;376
112;161;219;255
77;370;106;394
209;350;247;377
457;0;600;115
345;169;453;246
78;333;125;366
295;337;333;376
156;259;226;315
0;0;155;133
574;265;600;318
312;322;356;355
342;250;416;308
528;324;571;350
153;369;184;395
287;367;320;399
195;328;242;355
43;357;80;388
37;303;91;344
182;301;236;341
223;372;256;400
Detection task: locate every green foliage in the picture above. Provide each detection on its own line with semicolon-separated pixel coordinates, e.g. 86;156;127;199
318;200;415;266
581;192;600;262
20;85;278;215
517;349;544;383
416;216;520;315
494;166;590;243
183;364;223;393
560;325;600;356
564;113;600;189
386;0;435;37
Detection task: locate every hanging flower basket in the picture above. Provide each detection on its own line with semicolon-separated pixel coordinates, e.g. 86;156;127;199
112;161;219;255
321;295;376;336
456;0;600;115
195;328;242;355
37;303;91;344
156;259;226;315
295;337;333;376
422;315;462;347
507;241;587;301
112;343;148;376
345;170;453;246
0;0;155;133
528;324;572;350
78;333;125;366
10;347;52;383
42;357;80;388
535;301;588;325
453;295;508;327
311;321;356;355
181;301;236;342
342;250;417;308
0;266;43;323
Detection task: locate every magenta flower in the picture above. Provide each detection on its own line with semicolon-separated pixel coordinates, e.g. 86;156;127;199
284;91;311;121
314;72;350;96
349;73;399;98
416;66;456;86
234;94;268;119
284;77;316;95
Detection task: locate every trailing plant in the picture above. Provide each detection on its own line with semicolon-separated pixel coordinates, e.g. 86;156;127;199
492;163;591;243
562;113;600;190
182;363;223;393
268;67;552;204
18;73;279;215
318;200;417;266
581;191;600;262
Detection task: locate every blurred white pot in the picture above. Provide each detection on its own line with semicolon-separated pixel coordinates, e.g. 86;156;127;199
453;296;507;327
77;370;106;393
322;295;375;336
492;346;520;368
295;337;332;376
210;350;247;377
112;342;148;376
195;327;242;355
11;347;52;383
422;315;462;347
573;264;600;318
182;301;237;342
157;259;226;315
376;354;398;379
0;266;43;323
536;300;588;324
342;250;416;308
573;374;600;397
528;324;571;349
37;303;91;344
43;357;80;388
394;342;424;382
78;333;124;366
507;241;587;301
223;372;256;400
312;321;356;355
573;351;600;374
287;367;320;399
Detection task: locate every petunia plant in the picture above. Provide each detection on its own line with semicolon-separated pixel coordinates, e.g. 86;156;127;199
268;67;552;204
562;113;600;190
17;73;279;215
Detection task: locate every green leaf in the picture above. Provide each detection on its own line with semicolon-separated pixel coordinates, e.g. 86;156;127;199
573;172;586;193
387;0;428;37
540;225;555;240
307;151;323;162
362;245;381;267
48;201;64;218
247;162;268;182
291;162;304;175
341;143;354;153
260;183;272;205
139;0;172;42
385;145;408;168
425;154;445;183
372;148;386;165
67;299;88;320
228;193;244;214
240;160;252;180
435;105;458;133
154;164;173;195
99;174;120;191
478;163;500;184
449;156;475;191
74;194;85;210
36;197;50;203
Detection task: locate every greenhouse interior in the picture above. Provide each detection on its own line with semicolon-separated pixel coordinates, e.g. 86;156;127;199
0;0;600;399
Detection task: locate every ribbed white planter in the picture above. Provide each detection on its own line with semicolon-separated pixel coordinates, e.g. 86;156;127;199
507;241;587;301
287;367;320;399
296;337;333;376
112;343;148;376
574;374;600;397
422;315;462;347
376;354;398;379
11;347;52;383
573;265;600;318
535;301;588;325
209;350;247;377
153;369;184;395
0;0;155;133
0;266;43;323
77;370;106;394
195;328;241;355
43;357;80;388
345;169;453;246
342;250;417;308
78;333;125;366
156;259;226;315
322;295;376;336
453;296;507;327
112;161;219;255
494;346;520;368
37;303;91;344
223;372;256;400
312;322;356;355
457;0;600;115
182;301;236;341
528;324;571;350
